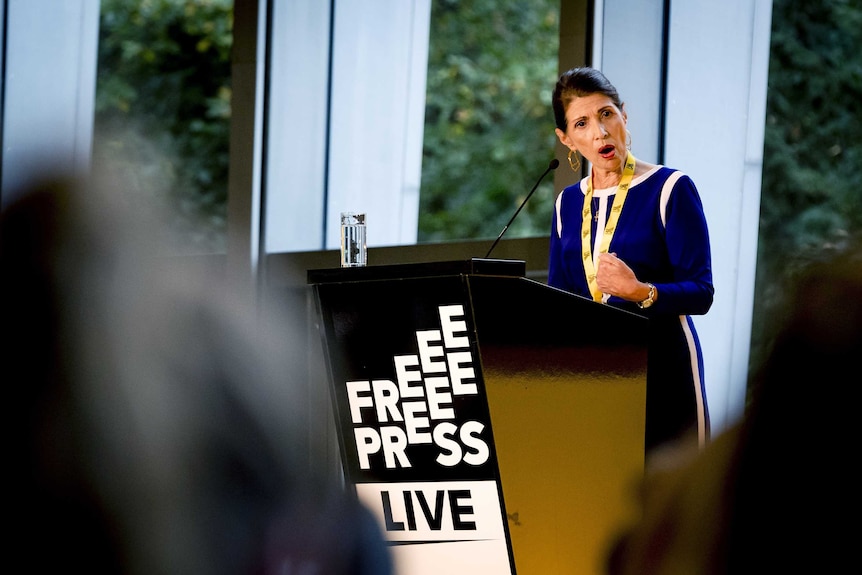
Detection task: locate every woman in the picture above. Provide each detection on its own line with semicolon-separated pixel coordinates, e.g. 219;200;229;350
547;67;714;456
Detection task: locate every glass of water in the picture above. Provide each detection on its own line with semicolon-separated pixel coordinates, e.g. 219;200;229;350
340;212;366;267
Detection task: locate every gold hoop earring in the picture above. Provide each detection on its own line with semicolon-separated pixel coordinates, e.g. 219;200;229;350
626;130;632;151
567;149;581;173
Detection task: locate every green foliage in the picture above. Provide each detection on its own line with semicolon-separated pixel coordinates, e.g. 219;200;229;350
418;0;560;242
93;0;232;254
750;0;862;392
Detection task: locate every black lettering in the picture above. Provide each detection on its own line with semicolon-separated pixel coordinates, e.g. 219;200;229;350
381;491;405;531
404;489;417;530
449;489;476;530
416;490;445;530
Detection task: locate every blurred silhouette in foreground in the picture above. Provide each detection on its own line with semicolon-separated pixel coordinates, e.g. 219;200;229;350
2;172;392;574
604;243;862;574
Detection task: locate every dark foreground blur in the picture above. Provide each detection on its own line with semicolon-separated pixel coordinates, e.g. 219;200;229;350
1;172;392;575
606;242;862;575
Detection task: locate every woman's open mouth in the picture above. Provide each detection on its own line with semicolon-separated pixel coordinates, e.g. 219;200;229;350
599;144;615;158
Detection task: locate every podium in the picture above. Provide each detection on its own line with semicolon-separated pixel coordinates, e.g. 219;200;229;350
308;259;647;575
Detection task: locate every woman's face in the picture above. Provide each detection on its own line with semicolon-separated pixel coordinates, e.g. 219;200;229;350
556;93;628;173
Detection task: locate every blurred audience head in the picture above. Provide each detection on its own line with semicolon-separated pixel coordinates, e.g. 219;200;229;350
605;240;862;575
1;171;391;574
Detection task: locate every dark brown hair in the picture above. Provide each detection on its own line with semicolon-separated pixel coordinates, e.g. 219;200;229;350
552;67;624;131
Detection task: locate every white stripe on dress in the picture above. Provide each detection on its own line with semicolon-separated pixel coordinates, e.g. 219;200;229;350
555;189;565;237
679;314;708;447
660;171;683;227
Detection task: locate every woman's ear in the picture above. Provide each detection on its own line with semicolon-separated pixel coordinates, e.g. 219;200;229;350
621;102;628;123
555;127;571;148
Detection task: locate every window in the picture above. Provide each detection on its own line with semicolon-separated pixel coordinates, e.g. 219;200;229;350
419;0;560;243
93;0;232;255
265;0;561;253
92;0;561;255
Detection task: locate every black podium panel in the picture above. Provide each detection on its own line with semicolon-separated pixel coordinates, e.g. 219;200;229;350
309;260;647;575
314;273;500;484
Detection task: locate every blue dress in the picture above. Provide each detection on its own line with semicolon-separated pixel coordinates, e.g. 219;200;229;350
548;165;714;453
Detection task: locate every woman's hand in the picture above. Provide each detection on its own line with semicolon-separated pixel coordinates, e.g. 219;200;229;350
596;252;650;302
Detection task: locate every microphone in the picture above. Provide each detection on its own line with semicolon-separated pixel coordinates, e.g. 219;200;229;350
484;158;559;259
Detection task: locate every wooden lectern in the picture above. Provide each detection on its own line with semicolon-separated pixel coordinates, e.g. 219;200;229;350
308;259;647;575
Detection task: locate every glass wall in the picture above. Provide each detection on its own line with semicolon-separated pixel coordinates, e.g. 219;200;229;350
93;0;233;255
93;0;560;255
265;0;561;253
418;0;560;243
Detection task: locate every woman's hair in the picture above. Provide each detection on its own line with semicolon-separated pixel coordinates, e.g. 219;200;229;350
552;67;624;131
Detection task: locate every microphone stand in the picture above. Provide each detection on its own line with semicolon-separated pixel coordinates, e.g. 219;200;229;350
484;158;559;259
